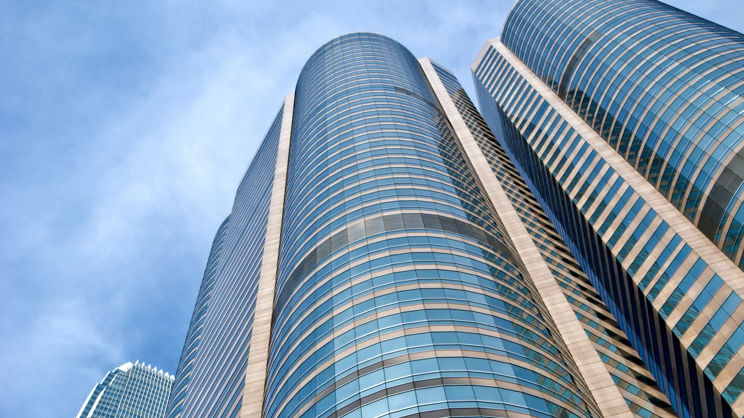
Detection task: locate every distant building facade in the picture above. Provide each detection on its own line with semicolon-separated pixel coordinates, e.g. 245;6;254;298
77;361;174;418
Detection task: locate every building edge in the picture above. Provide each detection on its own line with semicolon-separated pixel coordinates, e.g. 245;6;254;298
76;361;174;418
238;93;294;417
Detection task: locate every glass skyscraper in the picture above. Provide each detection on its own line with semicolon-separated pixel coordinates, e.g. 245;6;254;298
266;34;603;418
166;32;672;418
167;2;744;417
76;361;174;418
473;0;744;416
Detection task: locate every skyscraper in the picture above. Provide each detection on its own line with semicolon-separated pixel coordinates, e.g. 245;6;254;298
165;31;690;418
473;0;744;416
76;361;174;418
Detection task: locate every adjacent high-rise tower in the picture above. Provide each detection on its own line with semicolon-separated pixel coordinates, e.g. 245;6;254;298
473;0;744;416
76;361;174;418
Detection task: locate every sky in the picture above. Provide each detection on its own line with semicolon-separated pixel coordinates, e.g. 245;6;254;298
2;1;743;416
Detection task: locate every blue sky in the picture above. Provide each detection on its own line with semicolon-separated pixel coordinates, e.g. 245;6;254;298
2;1;743;416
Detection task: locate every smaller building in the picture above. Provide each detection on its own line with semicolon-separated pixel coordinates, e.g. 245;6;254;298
76;361;174;418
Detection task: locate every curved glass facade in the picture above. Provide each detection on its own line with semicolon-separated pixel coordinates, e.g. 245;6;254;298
502;0;744;270
77;362;174;418
265;33;598;417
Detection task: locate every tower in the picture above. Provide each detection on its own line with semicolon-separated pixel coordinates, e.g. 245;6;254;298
473;0;744;416
165;32;682;418
77;361;174;418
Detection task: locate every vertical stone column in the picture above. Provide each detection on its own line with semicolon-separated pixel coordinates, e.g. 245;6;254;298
239;94;293;417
